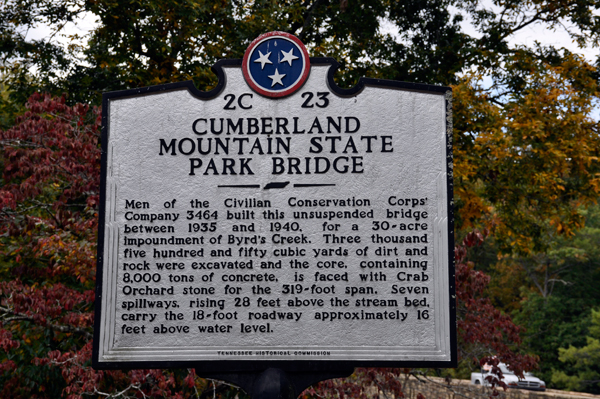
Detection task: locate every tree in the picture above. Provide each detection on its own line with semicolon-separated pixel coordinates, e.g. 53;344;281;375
1;0;468;105
509;204;600;386
454;231;537;375
0;93;98;396
3;0;599;103
455;64;600;381
552;309;600;394
453;51;600;254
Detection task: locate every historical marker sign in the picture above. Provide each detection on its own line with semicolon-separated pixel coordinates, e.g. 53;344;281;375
93;32;455;370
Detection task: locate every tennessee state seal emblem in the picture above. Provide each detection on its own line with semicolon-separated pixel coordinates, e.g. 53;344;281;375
242;31;310;98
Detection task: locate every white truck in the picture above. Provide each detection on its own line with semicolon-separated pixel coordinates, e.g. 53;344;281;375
471;362;546;391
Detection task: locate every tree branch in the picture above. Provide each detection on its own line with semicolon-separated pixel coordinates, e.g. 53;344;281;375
295;0;327;41
0;305;93;340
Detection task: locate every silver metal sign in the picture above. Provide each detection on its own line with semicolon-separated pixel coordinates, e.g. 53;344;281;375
93;32;455;369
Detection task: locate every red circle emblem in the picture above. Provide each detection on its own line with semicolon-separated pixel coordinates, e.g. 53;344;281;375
242;32;311;98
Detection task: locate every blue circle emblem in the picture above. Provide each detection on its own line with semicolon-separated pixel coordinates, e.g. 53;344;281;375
242;32;310;98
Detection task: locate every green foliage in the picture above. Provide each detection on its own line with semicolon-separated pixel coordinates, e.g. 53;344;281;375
1;0;471;108
552;309;600;393
0;76;24;130
512;204;600;388
5;0;599;109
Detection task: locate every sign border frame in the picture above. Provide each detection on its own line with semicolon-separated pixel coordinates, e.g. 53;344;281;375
92;57;456;371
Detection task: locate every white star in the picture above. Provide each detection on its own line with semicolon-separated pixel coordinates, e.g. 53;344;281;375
253;50;272;69
280;48;299;66
268;68;286;87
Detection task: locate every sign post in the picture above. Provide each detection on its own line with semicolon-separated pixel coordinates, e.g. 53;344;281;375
94;31;455;397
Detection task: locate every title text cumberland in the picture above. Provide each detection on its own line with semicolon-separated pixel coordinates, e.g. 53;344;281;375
157;115;395;175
